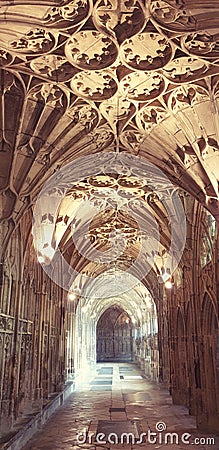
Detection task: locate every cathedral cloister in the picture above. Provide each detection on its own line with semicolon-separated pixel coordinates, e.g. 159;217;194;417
0;1;219;449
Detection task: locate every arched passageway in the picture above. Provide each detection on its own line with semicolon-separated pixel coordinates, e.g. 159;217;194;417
96;306;134;362
0;1;219;444
66;272;159;385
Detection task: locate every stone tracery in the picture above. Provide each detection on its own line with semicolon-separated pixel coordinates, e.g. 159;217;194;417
0;0;219;224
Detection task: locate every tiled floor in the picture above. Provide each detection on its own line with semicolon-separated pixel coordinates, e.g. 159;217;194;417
22;363;219;450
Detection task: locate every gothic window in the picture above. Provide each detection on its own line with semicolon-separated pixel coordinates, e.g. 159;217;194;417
200;212;216;267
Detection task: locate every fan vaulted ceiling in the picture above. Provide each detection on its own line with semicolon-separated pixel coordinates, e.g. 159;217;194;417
0;0;219;294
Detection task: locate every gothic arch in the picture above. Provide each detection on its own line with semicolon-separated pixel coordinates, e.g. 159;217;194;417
200;293;219;420
96;306;134;362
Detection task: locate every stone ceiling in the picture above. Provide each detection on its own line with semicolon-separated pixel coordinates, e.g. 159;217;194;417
0;0;219;295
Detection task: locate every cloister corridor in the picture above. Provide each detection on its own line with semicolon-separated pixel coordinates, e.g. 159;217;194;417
1;1;219;449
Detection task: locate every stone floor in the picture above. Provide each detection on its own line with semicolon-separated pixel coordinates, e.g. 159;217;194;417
22;363;218;450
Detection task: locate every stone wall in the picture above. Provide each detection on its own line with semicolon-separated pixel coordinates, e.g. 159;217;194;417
163;198;219;432
0;213;67;436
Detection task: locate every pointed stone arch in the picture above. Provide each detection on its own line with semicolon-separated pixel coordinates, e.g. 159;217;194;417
96;305;134;362
198;293;219;430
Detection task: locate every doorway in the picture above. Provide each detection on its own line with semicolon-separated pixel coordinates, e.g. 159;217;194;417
96;306;134;362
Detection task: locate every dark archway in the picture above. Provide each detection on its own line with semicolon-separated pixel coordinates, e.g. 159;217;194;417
199;294;219;425
96;306;134;362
